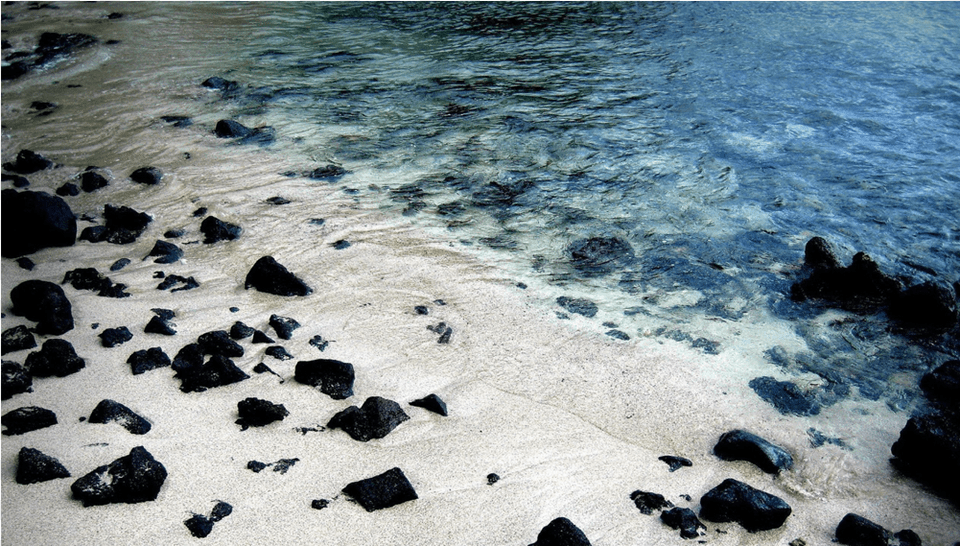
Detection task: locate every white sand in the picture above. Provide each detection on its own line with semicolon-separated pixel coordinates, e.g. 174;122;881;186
3;3;959;545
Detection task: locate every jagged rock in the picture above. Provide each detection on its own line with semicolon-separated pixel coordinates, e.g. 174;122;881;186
62;267;130;297
2;149;53;174
2;406;57;435
661;507;706;539
71;446;167;506
567;236;635;276
236;397;288;429
556;296;598;318
748;376;821;416
699;478;791;532
804;236;842;269
714;429;793;474
2;325;37;354
99;326;133;347
198;330;244;357
889;281;958;331
56;182;80;196
2;190;77;257
342;467;417;512
308;164;347;180
835;513;892;546
328;396;410;442
269;314;300;340
2;361;33;399
890;410;960;504
16;447;71;484
529;517;591;546
265;346;293;361
88;399;151;434
144;240;183;264
791;250;902;313
252;330;275;344
127;347;171;375
172;343;204;372
130;166;162;185
410;393;448;416
920;360;960;412
229;321;255;340
80;204;152;244
630;490;673;515
145;308;176;335
200;216;241;244
79;169;108;192
176;354;249;393
658;455;693;472
295;359;354;399
25;338;85;377
244;256;312;296
215;119;253;138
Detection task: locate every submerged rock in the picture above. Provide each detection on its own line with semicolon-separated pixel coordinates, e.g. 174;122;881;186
215;119;254;138
16;447;71;484
2;149;54;174
699;478;791;532
567;236;635;276
79;169;109;192
236;397;288;429
308;164;348;181
25;339;85;377
294;358;355;399
200;216;241;244
791;248;902;313
2;189;77;258
244;256;312;296
714;429;793;474
889;281;958;331
2;406;57;435
2;325;37;355
890;410;960;504
834;513;893;546
748;376;820;416
410;393;448;416
2;361;33;400
660;507;706;539
71;446;167;506
130;166;163;185
328;396;410;442
88;399;151;434
342;467;418;512
556;296;598;318
630;490;673;515
529;517;592;546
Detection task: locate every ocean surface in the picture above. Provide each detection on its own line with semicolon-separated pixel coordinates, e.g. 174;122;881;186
3;2;960;543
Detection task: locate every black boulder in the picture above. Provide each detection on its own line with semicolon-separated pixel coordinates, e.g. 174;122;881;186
2;361;33;400
890;410;960;504
24;338;85;377
198;330;244;358
2;406;57;435
835;513;892;546
200;216;241;244
88;399;152;434
2;149;53;174
144;240;183;264
713;429;793;474
629;490;673;515
236;397;289;429
176;354;249;393
244;256;312;296
328;396;409;442
269;314;300;340
889;281;958;331
2;325;37;354
71;446;167;506
215;119;254;138
295;358;355;399
16;447;71;484
699;478;791;532
99;326;133;347
342;467;418;512
1;189;77;257
529;517;592;546
130;166;162;185
127;347;171;375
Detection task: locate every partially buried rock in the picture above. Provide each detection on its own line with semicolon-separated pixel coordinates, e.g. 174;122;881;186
714;429;793;474
2;406;57;435
1;189;77;257
567;236;635;276
658;455;693;472
16;447;71;484
25;338;85;377
308;164;348;181
230;321;255;340
835;513;894;546
630;490;673;515
198;330;244;358
295;358;354;399
144;239;183;264
127;347;171;375
145;308;176;335
328;396;409;442
214;119;253;138
88;399;151;434
236;397;288;429
2;149;54;174
200;216;241;244
2;325;37;354
699;478;791;532
177;354;249;393
342;467;418;512
556;296;598;318
748;376;820;416
529;517;592;546
265;346;293;361
410;393;448;416
10;280;74;335
269;314;300;340
130;166;162;185
660;507;706;540
244;256;312;296
71;446;167;506
2;361;33;400
99;326;133;347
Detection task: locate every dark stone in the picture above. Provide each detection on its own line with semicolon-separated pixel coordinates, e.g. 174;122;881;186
890;411;960;504
487;473;500;485
34;32;97;67
3;173;30;187
176;354;249;393
244;256;312;296
567;236;635;276
605;329;630;340
311;499;329;510
200;216;241;244
894;529;922;546
160;115;193;127
31;101;58;112
342;467;418;512
79;170;109;192
99;326;133;348
7;280;73;335
889;282;958;331
201;76;239;92
332;239;351;250
658;455;692;472
193;207;208;217
309;335;329;351
529;517;591;546
230;321;255;340
198;330;244;358
81;204;152;245
269;314;300;340
252;330;275;344
295;358;355;399
556;296;598;318
2;149;53;174
791;251;902;313
215;119;253;138
266;196;290;205
2;361;33;399
699;478;792;532
88;399;151;434
16;447;71;484
630;490;674;515
164;229;185;239
714;429;793;474
16;257;35;271
236;397;288;429
410;393;448;416
130;166;162;185
414;305;429;315
265;346;293;361
308;164;348;180
157;274;199;292
25;338;85;377
71;446;167;506
804;236;842;270
62;267;108;290
184;514;215;538
2;406;57;435
748;376;821;416
328;396;410;442
660;507;706;539
56;182;80;196
144;315;177;336
127;347;171;375
144;240;183;264
920;360;960;412
2;189;77;257
171;346;202;373
110;259;131;272
835;513;892;546
247;460;268;473
2;325;37;354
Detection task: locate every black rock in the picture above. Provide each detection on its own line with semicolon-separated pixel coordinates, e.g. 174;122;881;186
157;274;199;292
2;189;77;257
16;257;36;270
244;256;312;296
3;173;30;187
230;321;255;340
57;182;80;196
699;478;792;532
889;281;958;331
236;397;288;429
184;514;215;538
200;216;241;244
791;251;902;313
99;326;133;348
410;393;448;416
79;170;109;192
295;358;355;399
176;354;249;393
16;447;71;484
308;164;348;180
567;236;635;276
71;446;167;506
2;406;57;435
714;429;793;474
110;258;132;271
920;360;960;412
660;507;706;539
265;346;293;360
145;315;176;336
130;166;162;185
658;455;693;472
88;399;151;434
2;361;33;399
804;236;842;270
127;347;171;375
34;32;97;67
342;467;418;512
332;239;351;250
269;314;300;340
215;119;254;138
144;239;183;264
171;344;202;373
3;150;53;174
25;338;85;377
894;529;922;546
252;330;275;344
605;329;630;340
62;267;130;297
835;513;892;546
247;460;268;473
198;330;245;358
104;203;152;235
529;517;592;546
890;410;960;504
2;325;37;354
201;76;239;92
556;296;598;318
210;501;233;521
328;396;410;442
414;305;429;315
748;376;821;416
630;490;674;515
161;115;193;127
9;280;74;334
311;499;330;510
487;473;501;485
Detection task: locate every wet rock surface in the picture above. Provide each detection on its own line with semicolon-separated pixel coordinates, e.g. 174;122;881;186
556;296;598;318
835;513;894;546
748;376;820;416
713;429;793;474
699;479;791;532
130;166;162;185
660;507;706;539
71;446;167;506
80;204;152;245
328;396;410;442
2;189;77;257
294;358;355;399
16;447;71;484
88;399;152;434
10;280;74;335
244;256;312;296
529;517;592;546
567;236;635;276
144;240;183;264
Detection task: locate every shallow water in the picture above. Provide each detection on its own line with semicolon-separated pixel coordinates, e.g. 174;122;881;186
3;2;960;544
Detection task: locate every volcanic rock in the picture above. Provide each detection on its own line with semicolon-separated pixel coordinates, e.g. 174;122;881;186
236;397;288;429
172;343;204;372
890;410;960;504
265;346;293;360
328;396;410;442
342;467;418;512
2;325;37;354
80;204;152;244
130;166;162;185
2;149;54;174
748;376;820;416
88;399;151;434
79;169;109;192
34;32;98;68
889;281;958;331
567;236;635;276
185;501;233;538
919;360;960;412
215;119;253;138
127;347;171;375
99;326;133;348
2;361;33;399
244;256;312;296
25;338;85;377
294;358;355;399
658;455;693;472
556;296;598;318
176;354;249;393
144;240;183;264
200;216;241;244
804;236;842;270
308;164;347;180
630;490;673;515
145;308;176;335
16;447;71;484
835;513;892;546
62;267;130;297
714;429;793;474
110;258;131;271
791;249;902;312
252;330;275;344
71;446;167;506
198;330;244;358
529;517;591;546
410;393;448;416
660;507;706;539
1;189;77;257
229;321;255;340
699;478;792;532
56;182;80;196
157;274;199;292
2;406;57;435
269;314;300;340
